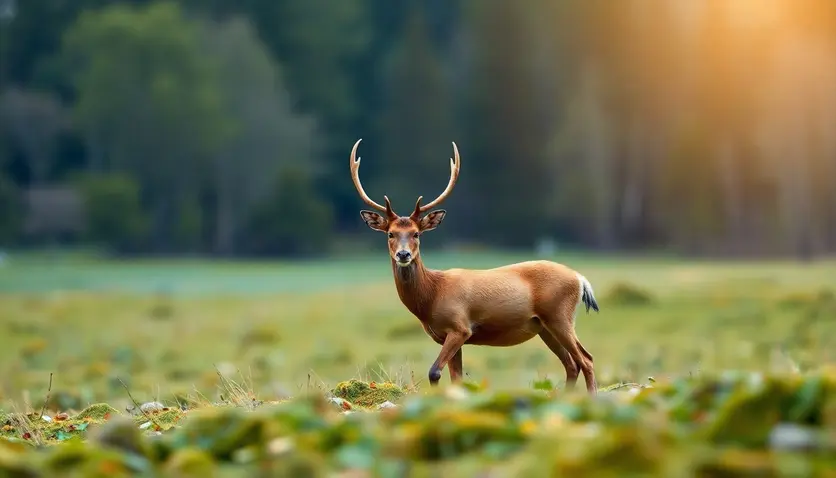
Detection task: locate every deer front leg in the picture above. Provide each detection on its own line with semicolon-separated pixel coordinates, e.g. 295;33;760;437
448;348;463;383
428;331;470;386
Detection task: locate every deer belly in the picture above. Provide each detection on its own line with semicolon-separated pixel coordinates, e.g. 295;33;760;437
466;317;543;347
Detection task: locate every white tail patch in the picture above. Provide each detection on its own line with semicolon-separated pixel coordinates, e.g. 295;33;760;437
575;272;599;323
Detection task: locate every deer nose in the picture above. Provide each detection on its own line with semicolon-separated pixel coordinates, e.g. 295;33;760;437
396;250;411;262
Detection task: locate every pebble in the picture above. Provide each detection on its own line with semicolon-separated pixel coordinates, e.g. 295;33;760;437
328;397;352;410
769;423;817;451
267;437;294;455
139;401;165;413
445;386;470;401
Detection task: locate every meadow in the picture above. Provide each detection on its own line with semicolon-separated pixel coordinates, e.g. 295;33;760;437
0;250;835;476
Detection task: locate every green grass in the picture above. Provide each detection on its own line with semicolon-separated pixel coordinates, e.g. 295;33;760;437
0;252;835;475
1;251;833;403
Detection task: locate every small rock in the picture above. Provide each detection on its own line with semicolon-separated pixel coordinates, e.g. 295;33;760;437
377;401;397;409
140;401;165;413
769;423;817;451
267;437;294;455
139;421;152;430
445;385;469;401
41;416;52;422
328;397;352;410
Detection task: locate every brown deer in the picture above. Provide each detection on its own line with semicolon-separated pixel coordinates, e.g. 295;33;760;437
349;139;600;394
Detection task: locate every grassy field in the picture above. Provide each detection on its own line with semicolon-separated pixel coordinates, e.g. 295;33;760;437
0;251;835;475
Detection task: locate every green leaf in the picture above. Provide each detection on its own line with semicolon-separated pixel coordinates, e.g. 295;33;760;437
789;377;823;423
335;442;376;470
532;378;555;392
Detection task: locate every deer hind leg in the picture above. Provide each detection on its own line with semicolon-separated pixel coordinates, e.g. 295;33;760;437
537;330;579;389
539;310;597;394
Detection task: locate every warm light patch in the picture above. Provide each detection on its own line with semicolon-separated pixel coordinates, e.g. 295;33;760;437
725;0;784;29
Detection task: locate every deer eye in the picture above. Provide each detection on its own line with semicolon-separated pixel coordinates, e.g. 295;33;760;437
413;232;420;238
387;232;394;239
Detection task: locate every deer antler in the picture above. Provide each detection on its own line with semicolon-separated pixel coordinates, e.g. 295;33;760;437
350;139;397;218
411;142;461;219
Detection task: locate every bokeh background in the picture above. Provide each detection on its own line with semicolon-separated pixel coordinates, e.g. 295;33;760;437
0;0;835;410
2;0;836;257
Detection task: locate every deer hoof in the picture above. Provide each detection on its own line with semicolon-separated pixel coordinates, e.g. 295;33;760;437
428;368;442;385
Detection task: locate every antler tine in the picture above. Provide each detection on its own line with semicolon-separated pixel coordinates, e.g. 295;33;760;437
410;195;424;220
417;141;461;213
383;195;397;219
350;139;388;213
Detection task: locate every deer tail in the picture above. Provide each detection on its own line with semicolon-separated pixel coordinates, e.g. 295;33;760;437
576;272;599;314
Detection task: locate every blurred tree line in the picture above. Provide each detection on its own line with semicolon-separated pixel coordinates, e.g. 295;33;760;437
1;0;835;258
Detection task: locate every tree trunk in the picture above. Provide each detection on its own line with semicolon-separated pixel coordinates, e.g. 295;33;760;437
716;138;745;255
578;63;617;249
214;192;236;256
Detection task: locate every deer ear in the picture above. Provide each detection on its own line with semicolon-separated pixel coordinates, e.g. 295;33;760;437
360;210;389;232
419;210;446;232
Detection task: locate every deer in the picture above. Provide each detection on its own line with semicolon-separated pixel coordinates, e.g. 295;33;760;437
349;139;600;394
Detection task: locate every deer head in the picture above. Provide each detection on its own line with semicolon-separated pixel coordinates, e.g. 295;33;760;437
350;139;460;267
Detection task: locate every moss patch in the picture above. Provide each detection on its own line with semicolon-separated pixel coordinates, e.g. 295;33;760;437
0;403;124;445
73;403;121;421
604;282;655;306
133;407;184;431
3;373;836;475
331;379;406;407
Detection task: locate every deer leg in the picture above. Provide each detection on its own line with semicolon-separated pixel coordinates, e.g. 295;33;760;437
540;317;597;394
428;331;470;386
448;348;464;383
537;330;579;389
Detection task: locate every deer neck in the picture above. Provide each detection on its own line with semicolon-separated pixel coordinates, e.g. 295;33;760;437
391;255;439;320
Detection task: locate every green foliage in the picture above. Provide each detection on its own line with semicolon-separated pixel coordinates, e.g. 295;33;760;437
375;8;455;211
243;0;372;228
1;254;834;405
74;404;120;422
245;165;334;257
3;374;836;475
0;174;21;244
173;195;204;253
60;1;233;251
331;379;406;408
459;0;555;246
5;0;836;255
73;173;149;253
531;378;555;391
604;282;655;306
0;88;66;184
198;15;318;255
0;255;834;472
658;126;725;249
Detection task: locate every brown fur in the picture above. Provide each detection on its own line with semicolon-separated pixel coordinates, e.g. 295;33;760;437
350;139;598;394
